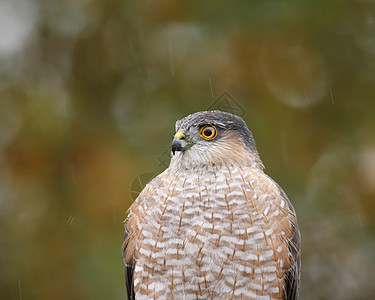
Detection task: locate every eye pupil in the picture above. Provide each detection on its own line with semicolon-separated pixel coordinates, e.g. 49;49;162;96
204;128;212;136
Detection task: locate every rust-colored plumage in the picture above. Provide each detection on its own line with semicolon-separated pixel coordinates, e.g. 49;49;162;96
123;111;301;299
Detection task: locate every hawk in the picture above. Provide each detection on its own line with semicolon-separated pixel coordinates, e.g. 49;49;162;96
123;110;301;299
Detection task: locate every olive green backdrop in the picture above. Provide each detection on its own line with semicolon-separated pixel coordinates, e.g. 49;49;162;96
1;0;375;299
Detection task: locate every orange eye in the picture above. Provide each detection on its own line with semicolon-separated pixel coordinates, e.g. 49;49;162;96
199;125;217;140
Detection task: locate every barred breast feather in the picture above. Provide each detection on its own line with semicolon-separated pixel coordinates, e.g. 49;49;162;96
123;165;300;300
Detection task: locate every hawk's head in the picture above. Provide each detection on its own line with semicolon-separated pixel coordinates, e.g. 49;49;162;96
169;110;264;170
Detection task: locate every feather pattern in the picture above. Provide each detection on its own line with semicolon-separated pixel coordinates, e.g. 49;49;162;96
123;111;301;299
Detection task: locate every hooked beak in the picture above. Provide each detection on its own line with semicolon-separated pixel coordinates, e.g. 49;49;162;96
172;130;187;155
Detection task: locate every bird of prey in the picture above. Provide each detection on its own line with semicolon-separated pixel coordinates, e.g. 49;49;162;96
123;110;301;299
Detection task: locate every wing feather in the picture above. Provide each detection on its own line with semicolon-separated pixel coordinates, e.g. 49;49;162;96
123;217;135;300
268;177;301;300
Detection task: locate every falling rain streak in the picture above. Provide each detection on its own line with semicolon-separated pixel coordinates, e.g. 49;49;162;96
18;279;22;300
329;88;335;106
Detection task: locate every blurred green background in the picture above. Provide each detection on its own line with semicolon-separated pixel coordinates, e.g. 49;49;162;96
1;0;375;299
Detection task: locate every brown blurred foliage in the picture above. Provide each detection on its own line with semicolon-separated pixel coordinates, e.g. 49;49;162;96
1;0;375;299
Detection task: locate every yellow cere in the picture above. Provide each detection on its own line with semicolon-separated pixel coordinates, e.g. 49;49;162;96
174;130;185;140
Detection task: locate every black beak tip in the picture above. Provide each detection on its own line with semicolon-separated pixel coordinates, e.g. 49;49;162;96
171;139;184;155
